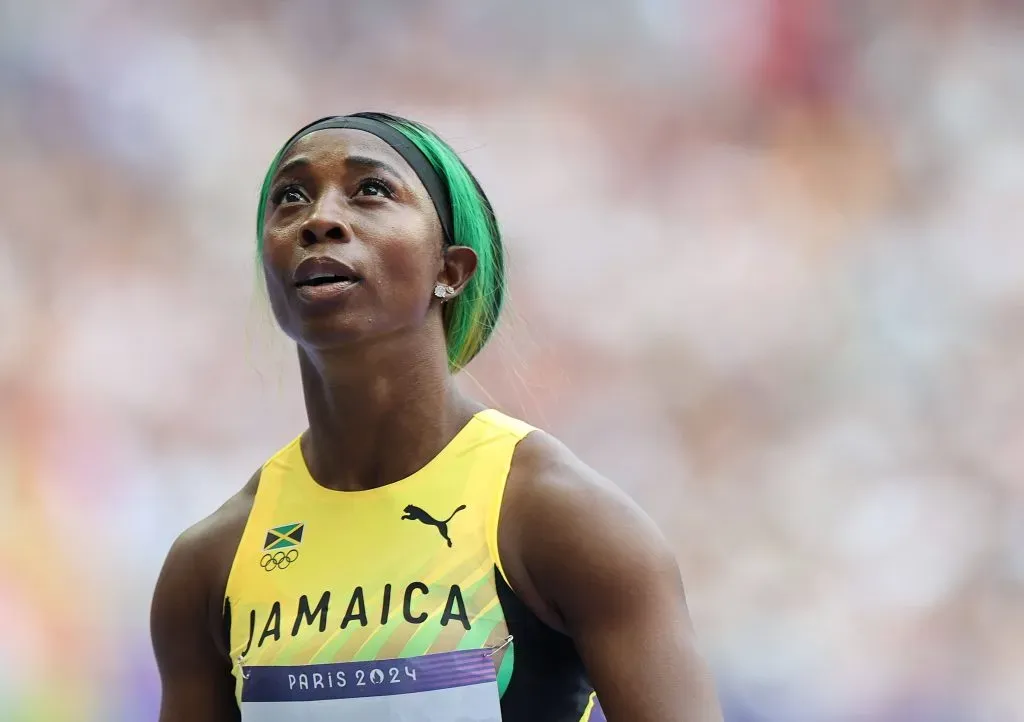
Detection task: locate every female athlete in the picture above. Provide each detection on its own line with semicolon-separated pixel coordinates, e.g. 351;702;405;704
151;112;724;722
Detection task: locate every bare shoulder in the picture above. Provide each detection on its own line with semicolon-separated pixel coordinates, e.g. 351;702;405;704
151;470;262;722
498;430;680;631
504;429;671;548
153;469;261;659
173;469;261;577
167;468;260;594
511;427;654;498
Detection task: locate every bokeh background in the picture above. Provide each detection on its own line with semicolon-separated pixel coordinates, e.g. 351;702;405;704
2;1;1023;720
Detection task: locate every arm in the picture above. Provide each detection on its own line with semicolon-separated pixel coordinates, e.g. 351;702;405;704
502;433;724;722
151;528;240;722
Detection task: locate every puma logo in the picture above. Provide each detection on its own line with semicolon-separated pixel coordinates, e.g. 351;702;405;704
401;504;467;547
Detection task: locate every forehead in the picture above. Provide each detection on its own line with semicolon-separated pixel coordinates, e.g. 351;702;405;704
275;128;414;178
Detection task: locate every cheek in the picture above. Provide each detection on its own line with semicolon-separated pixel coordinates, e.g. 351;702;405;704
382;245;433;283
260;233;294;309
372;222;440;291
262;229;293;278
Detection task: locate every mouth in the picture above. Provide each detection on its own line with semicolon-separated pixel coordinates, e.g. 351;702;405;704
292;256;363;306
294;274;359;289
293;274;360;306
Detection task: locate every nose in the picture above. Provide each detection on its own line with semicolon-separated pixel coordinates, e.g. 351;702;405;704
299;191;351;246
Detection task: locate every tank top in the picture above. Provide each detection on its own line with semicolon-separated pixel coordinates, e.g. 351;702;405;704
224;409;605;722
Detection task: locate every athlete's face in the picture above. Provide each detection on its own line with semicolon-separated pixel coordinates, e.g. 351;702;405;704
261;129;467;349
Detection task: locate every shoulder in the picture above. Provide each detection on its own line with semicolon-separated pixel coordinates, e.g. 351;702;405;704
506;428;665;542
508;427;625;498
190;469;260;548
152;469;262;657
151;471;261;720
499;429;680;631
165;468;260;588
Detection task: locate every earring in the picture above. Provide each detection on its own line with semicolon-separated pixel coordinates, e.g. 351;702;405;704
433;284;455;299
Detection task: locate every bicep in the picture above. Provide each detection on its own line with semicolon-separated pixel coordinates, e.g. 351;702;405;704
151;535;239;722
564;536;722;722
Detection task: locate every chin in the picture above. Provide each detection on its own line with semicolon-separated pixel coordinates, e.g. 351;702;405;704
269;297;364;347
291;317;374;351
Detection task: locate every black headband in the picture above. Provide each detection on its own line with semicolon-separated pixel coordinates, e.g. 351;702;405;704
274;113;454;245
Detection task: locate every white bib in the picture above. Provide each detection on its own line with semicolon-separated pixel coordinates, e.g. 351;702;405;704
240;649;502;722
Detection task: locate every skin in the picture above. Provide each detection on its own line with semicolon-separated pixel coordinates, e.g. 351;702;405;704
151;128;724;722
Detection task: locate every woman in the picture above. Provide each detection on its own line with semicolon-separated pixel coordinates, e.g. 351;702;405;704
151;112;723;722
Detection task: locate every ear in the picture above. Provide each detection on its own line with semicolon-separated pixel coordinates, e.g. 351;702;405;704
437;246;478;299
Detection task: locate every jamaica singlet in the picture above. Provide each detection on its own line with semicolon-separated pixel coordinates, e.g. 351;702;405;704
224;409;605;721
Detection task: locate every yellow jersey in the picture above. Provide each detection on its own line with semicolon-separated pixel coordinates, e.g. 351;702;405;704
224;409;603;721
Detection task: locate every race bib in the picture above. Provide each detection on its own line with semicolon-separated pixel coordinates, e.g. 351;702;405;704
240;649;502;721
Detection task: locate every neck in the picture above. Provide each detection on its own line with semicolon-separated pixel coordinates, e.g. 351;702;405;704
297;333;480;492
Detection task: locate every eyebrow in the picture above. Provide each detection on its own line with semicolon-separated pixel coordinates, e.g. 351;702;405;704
274;155;406;182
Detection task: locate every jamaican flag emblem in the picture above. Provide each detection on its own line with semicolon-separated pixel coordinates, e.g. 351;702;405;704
260;523;304;572
264;522;304;551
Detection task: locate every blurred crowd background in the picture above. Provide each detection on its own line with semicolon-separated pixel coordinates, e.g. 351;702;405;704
1;1;1023;720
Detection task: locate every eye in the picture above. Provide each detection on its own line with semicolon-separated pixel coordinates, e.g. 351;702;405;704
273;184;308;205
356;178;394;198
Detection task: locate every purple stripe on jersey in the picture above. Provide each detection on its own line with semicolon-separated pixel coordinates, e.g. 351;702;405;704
589;698;607;721
241;649;496;702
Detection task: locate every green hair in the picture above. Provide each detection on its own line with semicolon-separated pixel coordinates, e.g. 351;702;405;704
255;113;505;371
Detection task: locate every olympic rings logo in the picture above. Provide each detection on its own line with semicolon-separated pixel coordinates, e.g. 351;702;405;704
260;549;299;571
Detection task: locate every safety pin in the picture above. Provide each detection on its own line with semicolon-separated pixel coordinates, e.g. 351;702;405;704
486;635;514;657
237;655;250;680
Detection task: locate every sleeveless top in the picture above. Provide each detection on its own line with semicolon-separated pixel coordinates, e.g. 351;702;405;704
224;409;605;722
